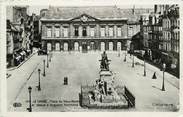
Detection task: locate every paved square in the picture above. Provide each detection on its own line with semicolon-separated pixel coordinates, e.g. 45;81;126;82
7;51;179;112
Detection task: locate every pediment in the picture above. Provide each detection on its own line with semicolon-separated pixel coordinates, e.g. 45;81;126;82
70;14;99;22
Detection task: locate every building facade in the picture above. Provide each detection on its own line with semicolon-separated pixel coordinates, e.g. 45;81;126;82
140;4;179;77
161;5;179;70
40;6;133;52
6;6;37;67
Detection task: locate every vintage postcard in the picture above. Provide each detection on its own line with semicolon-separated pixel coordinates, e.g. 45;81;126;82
0;0;182;116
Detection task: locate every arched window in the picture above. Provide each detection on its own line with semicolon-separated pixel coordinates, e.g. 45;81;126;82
82;27;87;36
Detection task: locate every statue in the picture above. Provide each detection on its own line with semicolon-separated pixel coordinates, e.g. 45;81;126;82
100;51;110;70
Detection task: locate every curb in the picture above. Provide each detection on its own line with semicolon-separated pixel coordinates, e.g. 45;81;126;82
7;52;37;71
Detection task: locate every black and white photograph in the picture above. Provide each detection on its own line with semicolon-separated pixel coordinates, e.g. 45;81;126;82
6;3;180;112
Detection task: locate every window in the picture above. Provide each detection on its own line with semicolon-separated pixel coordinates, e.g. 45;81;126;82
63;27;68;37
55;27;60;37
74;27;79;37
128;27;133;37
109;27;113;37
100;27;105;37
47;27;52;37
178;19;180;27
82;27;87;36
90;27;95;37
117;27;121;37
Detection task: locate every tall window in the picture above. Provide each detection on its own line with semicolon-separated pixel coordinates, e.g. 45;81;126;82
90;27;95;37
100;27;105;37
83;27;87;36
128;27;133;37
55;27;60;37
63;27;68;37
74;27;79;37
117;27;121;37
109;27;113;37
47;27;52;37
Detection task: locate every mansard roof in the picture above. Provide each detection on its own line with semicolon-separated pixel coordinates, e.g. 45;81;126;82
41;6;128;21
40;6;153;22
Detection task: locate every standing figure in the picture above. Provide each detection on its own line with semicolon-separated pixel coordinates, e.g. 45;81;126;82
100;51;109;70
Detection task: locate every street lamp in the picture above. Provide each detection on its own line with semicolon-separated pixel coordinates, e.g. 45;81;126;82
43;60;46;77
144;58;146;76
27;86;32;112
162;63;166;91
37;69;41;91
47;54;49;68
124;52;127;62
132;54;134;68
118;47;120;57
49;51;51;62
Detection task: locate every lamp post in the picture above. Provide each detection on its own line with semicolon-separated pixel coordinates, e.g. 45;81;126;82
43;60;46;77
118;47;120;57
132;54;134;68
49;51;51;62
131;44;134;68
27;86;32;112
47;54;49;68
144;58;146;76
162;63;166;91
37;69;41;91
124;52;127;62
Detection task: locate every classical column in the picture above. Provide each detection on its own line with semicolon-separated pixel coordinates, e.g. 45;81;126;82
105;25;109;37
87;25;90;37
114;25;117;38
60;25;63;38
70;23;74;38
52;25;54;38
79;25;82;37
95;24;99;38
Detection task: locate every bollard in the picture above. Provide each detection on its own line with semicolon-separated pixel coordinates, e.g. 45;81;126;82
47;54;49;68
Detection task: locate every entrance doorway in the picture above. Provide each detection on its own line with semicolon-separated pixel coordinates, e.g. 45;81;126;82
82;42;87;52
64;42;68;51
47;43;52;51
101;42;105;51
90;42;95;51
74;42;79;51
55;43;60;51
117;42;121;51
109;42;113;51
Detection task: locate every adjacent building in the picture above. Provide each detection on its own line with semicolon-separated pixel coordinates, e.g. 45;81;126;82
6;6;38;67
161;5;179;71
140;4;179;77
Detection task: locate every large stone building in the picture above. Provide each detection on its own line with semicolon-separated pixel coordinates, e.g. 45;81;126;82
40;6;150;52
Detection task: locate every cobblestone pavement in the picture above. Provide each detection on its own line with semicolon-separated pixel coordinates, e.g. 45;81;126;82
7;51;179;112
